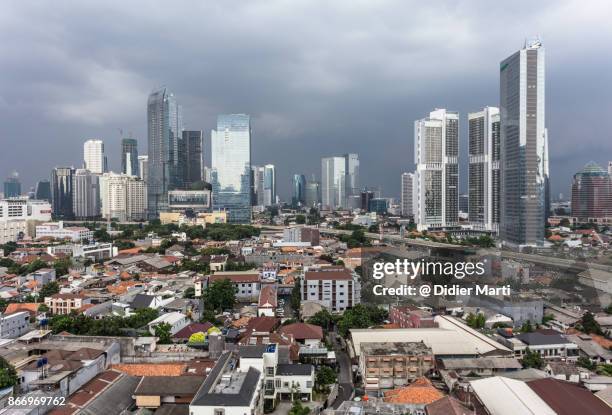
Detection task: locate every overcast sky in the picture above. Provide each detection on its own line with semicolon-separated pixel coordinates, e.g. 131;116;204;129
1;1;612;200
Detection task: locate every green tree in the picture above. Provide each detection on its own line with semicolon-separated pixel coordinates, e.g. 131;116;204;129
26;258;48;274
522;347;544;369
290;278;301;314
0;356;18;389
580;312;603;335
337;304;388;337
93;228;112;242
188;332;206;344
203;279;236;312
183;287;196;299
520;320;534;333
577;356;597;371
288;400;310;415
0;241;18;256
295;215;306;225
38;304;49;313
154;322;173;344
308;310;334;332
39;281;60;300
54;257;72;277
315;366;337;393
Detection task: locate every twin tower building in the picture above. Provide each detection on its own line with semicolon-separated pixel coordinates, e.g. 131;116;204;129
405;39;548;248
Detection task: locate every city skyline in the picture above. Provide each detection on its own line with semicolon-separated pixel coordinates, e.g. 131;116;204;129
2;2;612;200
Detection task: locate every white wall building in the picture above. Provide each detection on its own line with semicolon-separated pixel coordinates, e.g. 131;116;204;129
99;172;147;221
147;312;189;336
83;139;107;174
414;109;459;231
0;311;30;339
36;221;93;242
321;157;346;210
301;267;361;313
0;198;52;243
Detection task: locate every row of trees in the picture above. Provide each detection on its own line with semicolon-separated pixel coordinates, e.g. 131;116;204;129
306;304;388;337
49;308;159;336
0;257;73;278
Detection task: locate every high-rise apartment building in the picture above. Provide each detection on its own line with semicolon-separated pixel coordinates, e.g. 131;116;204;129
0;198;52;244
51;167;75;219
414;109;459;230
72;169;100;219
468;107;501;232
83;139;107;174
400;172;416;218
500;39;548;247
571;162;612;223
138;155;148;183
211;114;251;223
99;173;147;222
35;180;52;201
3;172;21;198
182;130;203;189
147;87;182;217
292;174;306;207
252;166;264;206
321;157;346;209
121;138;139;177
305;181;320;208
263;164;276;206
361;190;375;212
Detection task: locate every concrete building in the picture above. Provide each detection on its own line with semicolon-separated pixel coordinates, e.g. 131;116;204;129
500;39;549;248
0;198;52;243
400;172;416;218
207;271;261;302
72;169;100;219
167;189;211;213
183;130;203;189
304;180;320;208
3;172;21;198
414;109;459;231
121;138;139;177
44;293;91;315
0;311;30;339
571;161;612;223
83;139;107;174
99;172;147;221
36;221;93;242
283;226;320;246
301;267;361;313
263;164;276;206
138;155;148;183
468;106;500;232
147;312;189;336
52;166;75;219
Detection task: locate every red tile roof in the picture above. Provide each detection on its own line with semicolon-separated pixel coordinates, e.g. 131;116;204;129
305;267;352;281
527;378;611;415
209;272;260;283
384;377;444;405
172;322;214;339
243;316;280;335
258;284;277;308
278;322;323;340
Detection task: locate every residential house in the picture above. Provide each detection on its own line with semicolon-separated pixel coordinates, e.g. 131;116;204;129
44;294;91;315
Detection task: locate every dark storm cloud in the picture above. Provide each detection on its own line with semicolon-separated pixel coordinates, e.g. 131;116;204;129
1;0;611;199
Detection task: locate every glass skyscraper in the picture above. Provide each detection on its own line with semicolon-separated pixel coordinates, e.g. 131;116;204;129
3;172;21;198
211;114;252;223
182;130;203;189
500;39;548;247
292;174;306;207
147;87;182;217
121;138;139;177
51;167;75;219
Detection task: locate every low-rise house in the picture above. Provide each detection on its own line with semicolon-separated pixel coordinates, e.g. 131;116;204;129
258;284;277;317
44;293;91;315
278;323;323;346
527;377;612;415
497;329;580;361
208;271;261;302
148;312;189;336
544;362;581;383
567;333;612;364
134;376;204;409
129;294;165;310
469;376;556;415
437;357;522;378
0;311;30;339
389;305;437;329
172;322;214;343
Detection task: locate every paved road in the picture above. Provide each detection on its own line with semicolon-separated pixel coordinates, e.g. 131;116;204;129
329;333;353;409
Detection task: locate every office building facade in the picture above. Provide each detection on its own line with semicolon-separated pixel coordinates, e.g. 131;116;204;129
121;138;139;177
468;107;501;232
83;139;107;174
400;172;415;218
305;181;320;208
211;114;251;223
3;172;21;198
51;167;75;219
263;164;276;206
72;169;100;219
292;174;306;207
500;39;548;247
414;109;459;230
321;157;346;210
182;130;203;189
35;180;52;201
0;198;52;244
99;173;147;222
138;155;148;183
571;162;612;223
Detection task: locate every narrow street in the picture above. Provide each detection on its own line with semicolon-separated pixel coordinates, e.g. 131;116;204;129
329;332;354;409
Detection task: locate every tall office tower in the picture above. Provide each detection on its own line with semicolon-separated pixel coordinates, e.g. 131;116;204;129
99;173;147;222
414;109;459;230
251;166;264;206
147;87;182;217
3;172;21;198
344;153;360;199
51;167;75;219
292;174;307;207
121;138;139;177
468;107;501;232
72;169;100;219
83;139;107;174
211;114;252;223
400;172;416;218
305;181;321;208
263;164;276;206
321;157;346;209
138;155;148;183
360;190;375;211
500;39;548;247
571;162;612;223
182;130;203;189
35;180;52;201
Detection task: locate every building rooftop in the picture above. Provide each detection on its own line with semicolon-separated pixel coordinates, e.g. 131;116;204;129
279;323;323;341
361;341;432;356
134;376;203;396
304;266;353;281
527;378;611;415
276;364;313;376
470;376;555;415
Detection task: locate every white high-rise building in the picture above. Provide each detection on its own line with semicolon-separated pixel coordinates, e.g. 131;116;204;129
344;153;360;198
263;164;276;206
400;172;416;218
0;198;52;244
500;39;548;247
321;157;346;210
72;169;100;219
138;155;149;183
83;139;107;174
468;107;500;232
414;109;459;231
99;173;147;222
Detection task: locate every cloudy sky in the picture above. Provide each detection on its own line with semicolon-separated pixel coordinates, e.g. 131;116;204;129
1;1;612;200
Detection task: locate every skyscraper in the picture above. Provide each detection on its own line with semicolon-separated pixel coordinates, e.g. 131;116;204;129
72;169;100;219
252;166;264;206
263;164;276;206
182;130;203;189
51;167;75;219
35;180;52;201
305;180;320;208
99;173;147;221
121;138;139;177
344;153;360;199
400;172;415;218
3;172;21;198
292;174;306;207
321;157;346;209
500;39;548;247
83;139;107;174
147;87;182;217
211;114;251;223
414;109;459;230
138;155;148;183
468;107;501;232
571;162;612;223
